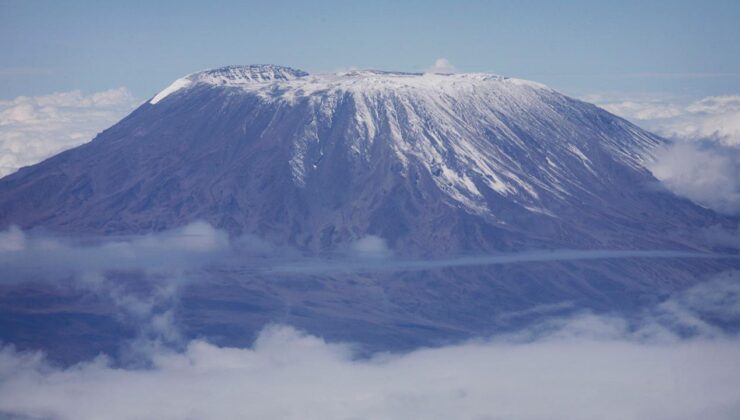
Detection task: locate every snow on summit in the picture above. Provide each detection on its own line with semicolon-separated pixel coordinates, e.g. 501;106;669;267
147;64;662;217
150;65;545;104
150;65;309;104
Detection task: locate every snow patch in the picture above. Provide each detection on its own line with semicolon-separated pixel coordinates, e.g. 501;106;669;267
150;78;192;105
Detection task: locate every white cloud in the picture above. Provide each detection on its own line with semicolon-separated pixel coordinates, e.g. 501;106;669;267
0;222;231;346
0;221;229;282
0;87;138;177
592;93;740;147
426;58;457;74
0;225;25;252
596;98;684;120
350;235;393;259
2;222;740;419
588;93;740;214
1;283;740;420
656;270;740;334
685;95;740;114
649;141;740;214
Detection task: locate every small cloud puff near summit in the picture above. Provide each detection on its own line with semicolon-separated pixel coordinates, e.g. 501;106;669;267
426;58;457;74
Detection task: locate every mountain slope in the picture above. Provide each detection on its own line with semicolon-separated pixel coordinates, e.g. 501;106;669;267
0;65;721;254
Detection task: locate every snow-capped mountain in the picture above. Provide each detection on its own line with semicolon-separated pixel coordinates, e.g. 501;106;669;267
0;65;720;254
0;64;735;359
152;66;657;217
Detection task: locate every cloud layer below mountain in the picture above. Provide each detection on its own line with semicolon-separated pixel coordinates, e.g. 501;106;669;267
1;291;739;420
0;224;739;420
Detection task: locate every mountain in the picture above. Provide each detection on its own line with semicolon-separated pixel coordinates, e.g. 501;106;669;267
0;65;734;360
0;64;723;252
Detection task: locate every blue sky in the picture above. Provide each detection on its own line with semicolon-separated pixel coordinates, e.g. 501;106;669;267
2;0;740;99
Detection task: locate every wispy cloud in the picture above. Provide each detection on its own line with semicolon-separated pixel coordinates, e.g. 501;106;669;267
4;224;726;281
0;222;230;348
268;249;724;275
0;221;228;284
2;222;735;347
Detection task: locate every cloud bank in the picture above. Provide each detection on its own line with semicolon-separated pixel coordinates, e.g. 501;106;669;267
1;225;739;419
588;93;740;214
591;93;740;147
0;88;138;177
1;273;740;420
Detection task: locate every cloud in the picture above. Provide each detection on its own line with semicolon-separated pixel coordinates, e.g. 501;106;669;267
655;270;740;336
1;222;740;419
426;58;457;74
591;93;740;147
590;97;684;120
4;224;725;280
587;93;740;214
0;222;231;346
267;249;719;275
0;225;25;252
0;88;138;177
648;141;740;214
647;95;740;148
350;235;393;259
0;221;229;284
1;273;740;420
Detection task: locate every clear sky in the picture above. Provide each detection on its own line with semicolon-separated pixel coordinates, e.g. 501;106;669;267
2;0;740;99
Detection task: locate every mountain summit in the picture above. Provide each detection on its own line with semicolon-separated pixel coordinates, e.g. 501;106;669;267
0;65;717;254
150;64;309;104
